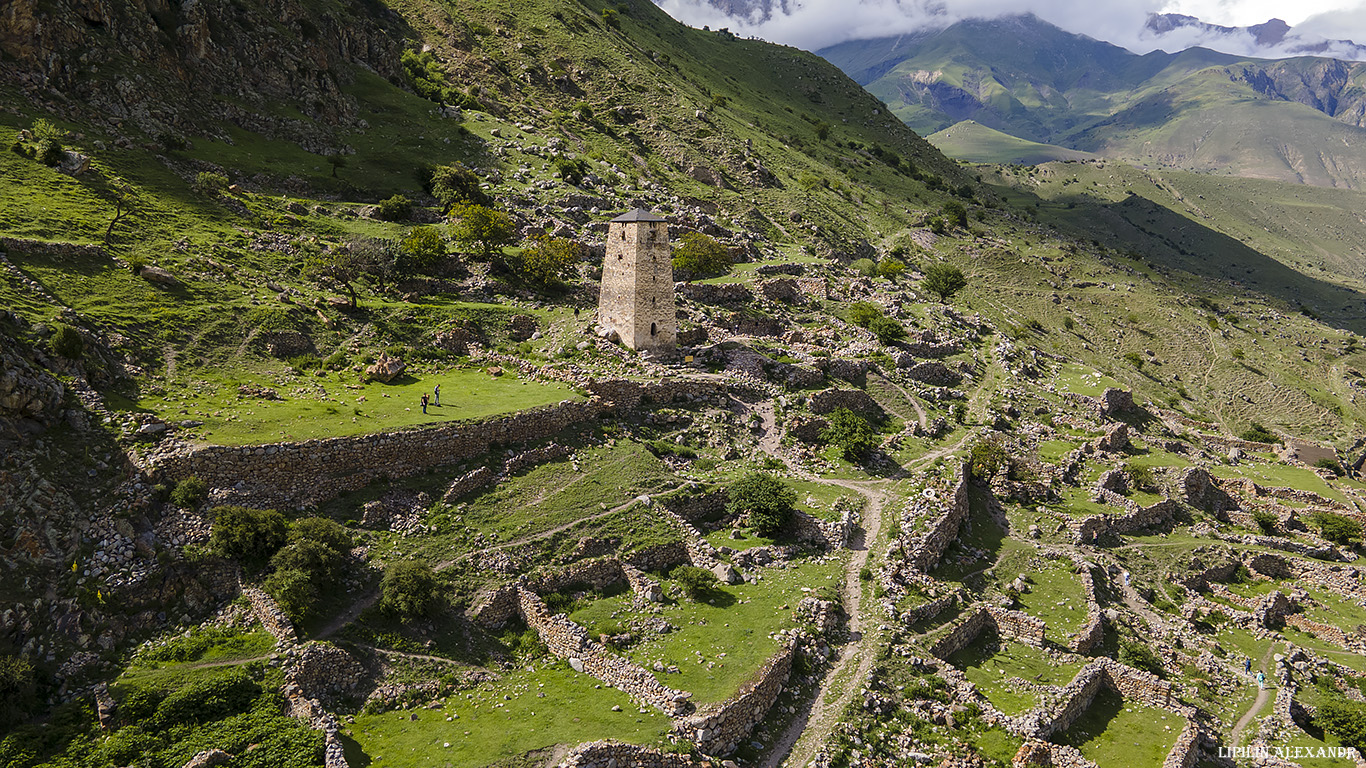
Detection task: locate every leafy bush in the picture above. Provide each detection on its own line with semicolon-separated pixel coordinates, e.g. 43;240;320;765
153;670;260;727
1063;316;1075;331
1315;457;1345;476
876;258;906;281
922;263;967;302
727;472;797;536
49;324;84;359
0;655;36;730
427;164;490;209
193;171;230;194
35;138;63;166
208;505;288;564
518;234;582;285
821;407;877;462
1123;351;1145;370
376;194;412;222
381;561;443;618
263;567;318;624
31;118;64;142
848;301;881;328
553;156;590;185
1125;462;1156;491
170;476;209;508
289;517;352;552
672;565;719;600
399;226;446;272
1239;422;1278;443
1252;510;1280;535
1318;698;1366;752
271;540;345;583
969;437;1007;482
671;232;731;279
450;203;516;258
942;200;968;228
1119;641;1165;677
1311;511;1362;546
867;315;907;345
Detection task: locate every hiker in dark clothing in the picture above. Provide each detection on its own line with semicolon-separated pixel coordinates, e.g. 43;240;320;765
421;394;428;414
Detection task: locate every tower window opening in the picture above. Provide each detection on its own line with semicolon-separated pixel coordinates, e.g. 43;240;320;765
651;322;657;336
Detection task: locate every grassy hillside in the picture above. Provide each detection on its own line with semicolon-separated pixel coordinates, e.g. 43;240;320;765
928;120;1098;164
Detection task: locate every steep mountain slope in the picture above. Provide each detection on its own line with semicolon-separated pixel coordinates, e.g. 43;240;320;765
819;14;1366;188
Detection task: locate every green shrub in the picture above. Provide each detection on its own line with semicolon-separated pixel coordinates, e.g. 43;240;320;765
49;324;84;359
868;315;907;345
727;472;797;535
672;565;719;600
553;156;590;185
942;200;968;228
821;407;877;462
1239;422;1277;443
1317;698;1366;751
922;263;967;302
876;258;906;281
0;655;36;730
1252;510;1279;535
170;476;209;508
381;561;443;618
426;163;491;209
35;138;63;166
208;505;288;564
848;301;881;328
153;670;260;727
1119;641;1165;677
263;567;319;624
671;232;731;279
1315;457;1345;476
1125;462;1156;491
399;225;446;272
376;194;412;222
1123;351;1145;370
1063;316;1075;331
1311;511;1362;546
193;171;230;194
519;234;582;285
450;203;516;258
289;517;352;552
969;437;1007;482
271;540;344;583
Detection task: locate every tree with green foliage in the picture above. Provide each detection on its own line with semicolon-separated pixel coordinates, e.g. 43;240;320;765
1123;351;1145;371
263;567;318;624
942;200;969;228
671;232;731;279
193;171;229;194
727;472;797;536
271;539;345;584
326;153;347;178
1315;457;1346;476
822;408;877;462
399;226;446;272
428;164;490;209
376;194;412;222
848;301;881;328
876;257;907;282
170;476;209;508
381;560;443;618
968;437;1007;482
553;156;591;185
518;233;582;285
208;505;288;565
49;324;84;359
289;517;352;553
868;315;907;345
671;565;719;600
1311;511;1362;546
850;258;877;277
303;245;373;307
1239;422;1278;444
922;263;967;303
450;203;516;259
1318;698;1366;752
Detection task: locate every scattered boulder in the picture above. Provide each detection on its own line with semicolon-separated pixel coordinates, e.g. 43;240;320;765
508;315;538;342
710;563;742;585
140;266;182;287
1094;423;1129;453
181;750;232;768
1098;387;1134;419
365;352;406;383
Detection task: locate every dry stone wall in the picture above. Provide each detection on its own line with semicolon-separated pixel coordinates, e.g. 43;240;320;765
242;586;296;643
1070;499;1181;546
929;606;1046;659
147;379;726;506
557;741;711;768
674;643;795;755
907;464;971;572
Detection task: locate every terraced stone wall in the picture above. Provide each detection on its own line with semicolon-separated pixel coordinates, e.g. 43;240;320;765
673;643;795;755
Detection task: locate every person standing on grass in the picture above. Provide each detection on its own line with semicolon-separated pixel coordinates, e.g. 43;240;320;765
434;383;441;406
421;393;428;414
1257;670;1265;689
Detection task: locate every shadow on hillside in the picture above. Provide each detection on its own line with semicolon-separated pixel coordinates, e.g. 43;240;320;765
991;183;1366;336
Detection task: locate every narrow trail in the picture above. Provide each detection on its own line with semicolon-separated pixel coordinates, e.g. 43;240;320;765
1230;643;1280;747
868;373;928;431
763;479;886;768
316;585;382;640
1118;576;1169;635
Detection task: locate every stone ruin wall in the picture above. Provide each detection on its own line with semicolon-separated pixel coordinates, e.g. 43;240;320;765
1070;499;1181;545
146;378;727;506
908;463;971;573
1069;564;1105;654
1033;658;1188;739
928;606;1046;660
558;740;711;768
515;588;693;716
673;643;796;756
242;586;297;644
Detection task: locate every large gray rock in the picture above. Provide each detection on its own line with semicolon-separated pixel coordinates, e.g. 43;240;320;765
140;266;182;287
364;352;406;383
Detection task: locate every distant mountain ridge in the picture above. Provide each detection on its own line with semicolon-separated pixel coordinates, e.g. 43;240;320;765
816;14;1366;189
1144;13;1366;60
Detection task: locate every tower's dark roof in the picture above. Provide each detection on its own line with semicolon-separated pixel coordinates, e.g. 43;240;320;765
611;208;667;223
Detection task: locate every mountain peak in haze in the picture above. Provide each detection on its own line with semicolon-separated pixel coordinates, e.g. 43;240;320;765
1143;12;1366;59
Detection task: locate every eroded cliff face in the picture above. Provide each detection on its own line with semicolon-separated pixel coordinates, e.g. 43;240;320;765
0;0;408;149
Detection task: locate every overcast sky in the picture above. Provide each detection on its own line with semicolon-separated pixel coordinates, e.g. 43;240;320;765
654;0;1366;57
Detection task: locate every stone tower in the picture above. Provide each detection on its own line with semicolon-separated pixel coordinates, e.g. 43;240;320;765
598;209;676;354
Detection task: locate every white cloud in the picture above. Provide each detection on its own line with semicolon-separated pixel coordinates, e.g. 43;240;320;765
654;0;1366;58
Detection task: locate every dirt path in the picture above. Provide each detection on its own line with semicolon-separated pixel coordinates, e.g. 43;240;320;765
316;585;382;640
868;373;928;431
763;478;886;768
1230;643;1280;747
1118;574;1169;634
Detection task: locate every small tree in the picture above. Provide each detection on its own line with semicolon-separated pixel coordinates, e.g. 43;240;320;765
1311;511;1362;546
303;247;370;307
450;203;516;259
850;258;877;277
968;437;1007;482
1239;422;1278;444
376;194;412;222
671;232;731;279
518;234;582;285
922;263;967;303
326;154;347;178
192;171;229;194
942;200;969;229
1318;698;1366;752
428;164;490;209
876;258;907;282
1123;352;1145;371
263;568;318;624
170;476;209;509
822;408;877;462
868;315;907;345
727;472;797;536
1315;457;1346;476
553;156;590;185
208;505;288;564
1252;510;1280;536
381;560;443;618
1119;641;1165;677
270;539;345;583
399;226;446;273
290;517;353;553
49;324;84;359
672;565;719;600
